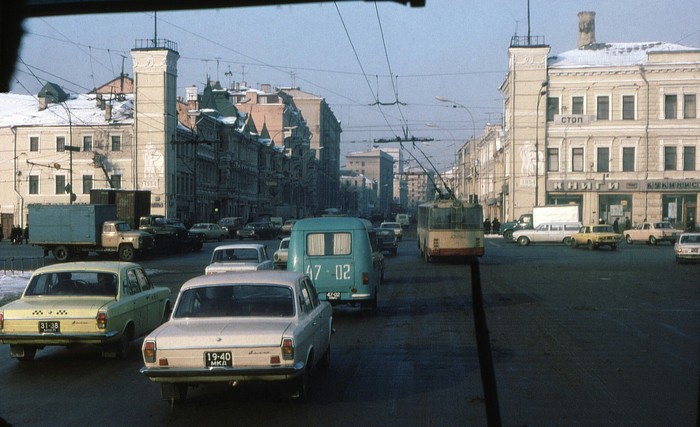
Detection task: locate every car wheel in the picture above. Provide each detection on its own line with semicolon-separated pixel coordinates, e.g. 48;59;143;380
563;237;572;246
571;239;578;249
587;240;594;250
118;244;135;262
160;383;188;403
649;236;657;245
53;245;71;262
12;345;37;362
503;230;514;242
517;236;530;246
318;343;331;371
625;235;633;244
610;244;617;250
290;365;309;402
114;327;133;360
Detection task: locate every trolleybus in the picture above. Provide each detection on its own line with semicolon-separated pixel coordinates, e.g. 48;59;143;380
417;197;485;262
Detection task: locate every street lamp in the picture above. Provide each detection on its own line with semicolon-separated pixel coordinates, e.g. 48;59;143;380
534;81;548;207
435;96;478;202
58;102;78;204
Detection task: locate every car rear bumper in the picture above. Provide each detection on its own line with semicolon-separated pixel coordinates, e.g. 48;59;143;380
0;331;118;346
140;362;304;383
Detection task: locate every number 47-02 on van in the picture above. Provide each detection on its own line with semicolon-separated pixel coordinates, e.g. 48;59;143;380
287;217;384;311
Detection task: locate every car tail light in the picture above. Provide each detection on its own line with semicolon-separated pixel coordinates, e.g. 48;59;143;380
270;355;280;365
96;312;107;329
362;272;369;284
281;338;294;360
143;340;157;363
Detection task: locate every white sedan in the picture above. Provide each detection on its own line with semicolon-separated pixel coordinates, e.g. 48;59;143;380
205;243;274;274
140;271;333;402
190;223;228;241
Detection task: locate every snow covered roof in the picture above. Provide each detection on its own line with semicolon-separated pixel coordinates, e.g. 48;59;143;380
548;41;700;68
0;92;133;128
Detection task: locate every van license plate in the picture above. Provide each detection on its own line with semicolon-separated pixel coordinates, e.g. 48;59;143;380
326;292;341;300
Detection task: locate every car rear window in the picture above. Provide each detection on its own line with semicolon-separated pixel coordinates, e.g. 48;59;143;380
24;271;118;297
174;284;294;318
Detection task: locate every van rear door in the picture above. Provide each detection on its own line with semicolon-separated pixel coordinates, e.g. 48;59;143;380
300;230;355;302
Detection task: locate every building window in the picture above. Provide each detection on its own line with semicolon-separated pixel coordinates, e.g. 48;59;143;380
111;135;121;151
56;136;66;152
546;97;559;121
83;135;93;151
683;146;696;171
622;96;635;120
623;147;635;172
665;95;677;119
547;148;559;172
664;146;677;171
596;96;609;120
111;175;122;189
55;175;66;194
571;96;584;115
30;136;39;152
82;175;93;194
29;175;39;194
684;94;696;119
597;147;609;172
572;147;584;172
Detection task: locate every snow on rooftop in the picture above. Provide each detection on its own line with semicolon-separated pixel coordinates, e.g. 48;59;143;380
0;93;133;128
549;41;700;68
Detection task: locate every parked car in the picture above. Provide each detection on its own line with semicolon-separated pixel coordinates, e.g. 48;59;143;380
140;271;333;402
375;228;398;255
218;217;243;238
571;224;622;250
190;223;228;241
280;219;297;235
674;232;700;263
624;221;684;245
0;261;171;361
205;243;273;274
274;237;290;269
237;221;276;240
379;221;403;240
512;222;581;246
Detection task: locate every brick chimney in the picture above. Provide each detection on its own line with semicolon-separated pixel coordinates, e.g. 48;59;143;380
578;11;596;48
105;103;112;121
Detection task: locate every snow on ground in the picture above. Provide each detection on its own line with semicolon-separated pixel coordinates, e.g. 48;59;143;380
0;272;31;301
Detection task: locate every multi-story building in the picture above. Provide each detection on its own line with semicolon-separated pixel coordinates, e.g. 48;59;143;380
0;39;332;235
498;11;700;228
345;149;394;219
403;167;436;211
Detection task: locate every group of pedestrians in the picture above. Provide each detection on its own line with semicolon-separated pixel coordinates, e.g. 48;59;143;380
483;218;500;235
0;226;28;244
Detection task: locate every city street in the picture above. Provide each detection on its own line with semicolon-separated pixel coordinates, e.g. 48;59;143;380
0;232;697;426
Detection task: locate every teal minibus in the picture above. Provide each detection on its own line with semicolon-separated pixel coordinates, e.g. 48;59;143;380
287;217;383;310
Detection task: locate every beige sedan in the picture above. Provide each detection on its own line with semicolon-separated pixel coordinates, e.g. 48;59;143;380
140;271;333;402
0;261;171;361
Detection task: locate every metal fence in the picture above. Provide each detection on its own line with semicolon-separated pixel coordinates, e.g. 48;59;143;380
1;257;46;275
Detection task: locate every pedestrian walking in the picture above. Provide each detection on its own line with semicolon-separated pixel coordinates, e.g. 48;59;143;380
23;226;29;244
483;218;491;235
612;218;619;233
491;218;500;235
624;217;631;230
687;217;695;232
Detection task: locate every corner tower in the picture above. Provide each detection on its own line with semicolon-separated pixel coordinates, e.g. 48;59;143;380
130;39;179;216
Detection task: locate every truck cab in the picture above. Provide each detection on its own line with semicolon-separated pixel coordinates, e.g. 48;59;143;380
101;221;154;261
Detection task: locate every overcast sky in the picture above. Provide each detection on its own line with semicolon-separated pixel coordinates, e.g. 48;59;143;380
9;0;700;170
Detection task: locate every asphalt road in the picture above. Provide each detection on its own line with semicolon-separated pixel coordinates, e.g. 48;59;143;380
0;232;697;426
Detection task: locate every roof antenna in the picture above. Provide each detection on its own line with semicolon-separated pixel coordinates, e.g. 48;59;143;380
153;11;157;47
527;0;531;45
